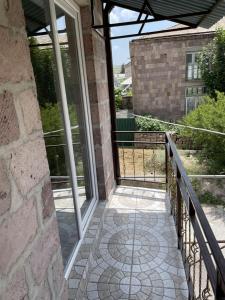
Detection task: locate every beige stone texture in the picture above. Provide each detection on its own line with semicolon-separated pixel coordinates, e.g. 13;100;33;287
0;198;38;274
10;138;49;195
29;218;60;284
18;89;42;135
0;91;20;145
3;267;28;300
42;180;55;220
0;159;11;216
0;27;33;85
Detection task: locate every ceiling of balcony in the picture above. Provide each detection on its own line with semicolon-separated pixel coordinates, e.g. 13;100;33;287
103;0;225;28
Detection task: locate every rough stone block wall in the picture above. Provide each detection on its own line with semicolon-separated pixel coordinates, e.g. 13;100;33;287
130;34;213;121
0;1;66;299
81;1;115;200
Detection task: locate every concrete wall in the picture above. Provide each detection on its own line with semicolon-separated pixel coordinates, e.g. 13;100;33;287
0;1;67;299
130;33;213;121
81;0;115;200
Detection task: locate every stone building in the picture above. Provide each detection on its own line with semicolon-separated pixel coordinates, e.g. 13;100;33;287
0;0;224;299
130;19;225;121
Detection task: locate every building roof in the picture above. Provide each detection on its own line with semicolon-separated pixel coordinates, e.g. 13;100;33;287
131;16;225;42
121;77;132;86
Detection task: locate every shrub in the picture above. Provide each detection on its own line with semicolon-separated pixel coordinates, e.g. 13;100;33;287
182;91;225;173
115;88;122;110
135;115;178;132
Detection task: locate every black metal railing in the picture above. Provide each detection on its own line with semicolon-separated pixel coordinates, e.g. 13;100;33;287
115;131;225;299
114;131;167;188
166;132;225;299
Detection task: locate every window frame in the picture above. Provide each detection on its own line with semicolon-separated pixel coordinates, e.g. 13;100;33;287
186;51;201;81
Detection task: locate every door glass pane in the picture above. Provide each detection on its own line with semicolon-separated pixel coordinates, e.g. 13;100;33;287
55;5;94;218
23;0;79;267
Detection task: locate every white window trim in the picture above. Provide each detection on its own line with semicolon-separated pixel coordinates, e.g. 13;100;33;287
49;0;99;277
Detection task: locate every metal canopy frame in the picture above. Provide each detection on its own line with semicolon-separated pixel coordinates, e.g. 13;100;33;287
90;0;218;40
90;0;222;185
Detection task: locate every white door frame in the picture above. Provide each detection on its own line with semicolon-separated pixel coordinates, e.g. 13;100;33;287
49;0;99;277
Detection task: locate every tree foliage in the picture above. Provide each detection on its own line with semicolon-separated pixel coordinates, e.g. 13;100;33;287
198;28;225;97
120;64;125;74
115;88;123;111
182;92;225;174
29;37;57;106
135;115;178;132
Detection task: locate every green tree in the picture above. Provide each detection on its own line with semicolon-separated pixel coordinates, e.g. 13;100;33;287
182;91;225;173
120;64;125;74
115;88;123;111
29;37;57;106
198;28;225;97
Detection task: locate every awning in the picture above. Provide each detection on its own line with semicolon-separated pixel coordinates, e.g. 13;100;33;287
22;0;63;35
92;0;225;39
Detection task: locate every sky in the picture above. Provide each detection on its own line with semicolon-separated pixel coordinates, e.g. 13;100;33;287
110;7;175;66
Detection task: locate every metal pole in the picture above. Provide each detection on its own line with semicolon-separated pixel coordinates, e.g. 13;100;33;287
103;4;121;185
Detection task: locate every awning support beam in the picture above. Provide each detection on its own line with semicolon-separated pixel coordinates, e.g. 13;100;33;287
110;25;193;40
92;10;209;30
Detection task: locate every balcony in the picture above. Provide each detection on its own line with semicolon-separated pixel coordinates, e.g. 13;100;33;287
68;132;225;300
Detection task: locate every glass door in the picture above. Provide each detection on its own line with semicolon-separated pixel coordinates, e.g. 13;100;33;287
49;0;98;226
23;0;98;272
53;2;96;221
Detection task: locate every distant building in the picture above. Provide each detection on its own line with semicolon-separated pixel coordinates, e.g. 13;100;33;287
124;61;132;78
130;18;225;121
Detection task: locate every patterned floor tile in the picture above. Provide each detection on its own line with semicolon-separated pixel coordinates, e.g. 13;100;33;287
82;187;188;300
134;225;177;248
99;225;135;245
129;286;188;300
88;242;132;284
86;282;129;299
131;246;187;291
103;210;136;228
136;197;167;211
108;195;137;210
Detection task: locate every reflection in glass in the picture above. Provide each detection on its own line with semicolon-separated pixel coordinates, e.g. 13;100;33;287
55;5;94;218
24;0;80;267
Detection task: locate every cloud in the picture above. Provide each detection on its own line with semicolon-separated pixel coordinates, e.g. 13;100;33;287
110;7;138;24
110;11;119;23
113;45;119;51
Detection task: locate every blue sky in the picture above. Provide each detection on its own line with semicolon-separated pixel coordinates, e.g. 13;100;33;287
110;7;174;66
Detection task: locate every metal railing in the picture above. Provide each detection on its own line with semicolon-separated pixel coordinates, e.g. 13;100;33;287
166;132;225;299
115;131;225;299
114;131;167;188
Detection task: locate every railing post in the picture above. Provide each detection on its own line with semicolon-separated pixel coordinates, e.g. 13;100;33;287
176;170;182;250
216;268;225;299
165;133;169;192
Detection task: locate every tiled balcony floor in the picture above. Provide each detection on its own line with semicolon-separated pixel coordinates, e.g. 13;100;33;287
85;186;188;300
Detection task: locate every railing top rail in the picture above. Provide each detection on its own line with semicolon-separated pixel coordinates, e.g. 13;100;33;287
166;132;225;284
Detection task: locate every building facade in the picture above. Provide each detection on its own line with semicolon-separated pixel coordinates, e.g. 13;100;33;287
130;20;225;121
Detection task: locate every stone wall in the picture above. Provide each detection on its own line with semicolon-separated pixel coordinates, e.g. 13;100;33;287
130;33;214;121
0;1;66;299
81;1;115;200
121;96;133;110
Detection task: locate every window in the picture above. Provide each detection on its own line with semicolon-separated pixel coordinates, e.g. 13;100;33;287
186;52;201;80
185;86;206;114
